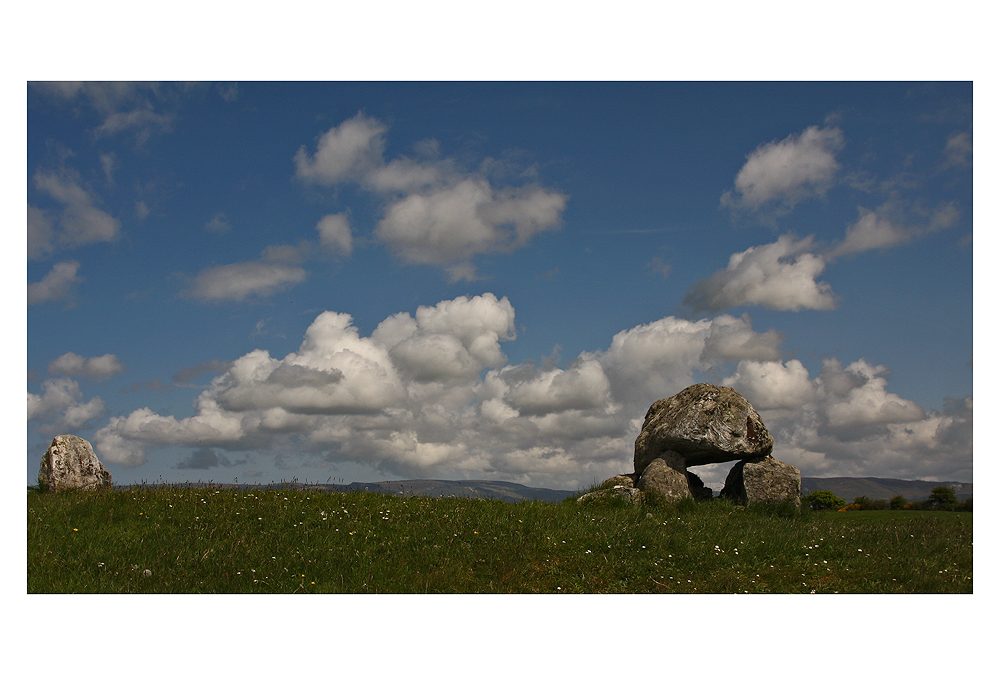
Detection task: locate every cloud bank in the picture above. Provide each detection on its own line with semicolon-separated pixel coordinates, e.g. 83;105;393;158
86;293;970;488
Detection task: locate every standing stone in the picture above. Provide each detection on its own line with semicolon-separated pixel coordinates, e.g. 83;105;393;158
686;470;714;501
636;451;691;502
634;383;773;472
577;486;644;505
721;456;801;506
599;474;637;490
38;435;113;492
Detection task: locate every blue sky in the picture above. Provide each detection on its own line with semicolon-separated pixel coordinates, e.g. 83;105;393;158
26;81;973;490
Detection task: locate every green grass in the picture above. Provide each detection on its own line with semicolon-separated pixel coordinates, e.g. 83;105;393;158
27;486;972;593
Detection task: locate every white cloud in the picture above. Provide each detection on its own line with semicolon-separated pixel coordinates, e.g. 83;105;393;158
818;359;925;432
186;260;307;302
30;169;120;258
375;179;566;266
96;108;175;140
488;356;612;416
683;235;837;312
28;261;82;305
294;113;387;185
943;131;971;168
206;212;231;234
717;355;968;483
27;205;54;259
294;113;567;278
723;359;816;411
829;208;913;257
48;352;124;380
32;81;180;144
688;199;962;314
28;377;106;435
94;401;246;467
316;213;353;255
722;125;844;213
90;294;969;489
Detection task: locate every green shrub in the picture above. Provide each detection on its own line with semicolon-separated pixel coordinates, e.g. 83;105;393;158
802;490;846;511
889;495;907;510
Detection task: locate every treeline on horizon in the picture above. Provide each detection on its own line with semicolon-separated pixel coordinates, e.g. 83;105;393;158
803;486;972;512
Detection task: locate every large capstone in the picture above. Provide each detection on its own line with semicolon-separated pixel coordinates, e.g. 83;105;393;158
38;435;113;492
721;456;801;506
634;383;773;472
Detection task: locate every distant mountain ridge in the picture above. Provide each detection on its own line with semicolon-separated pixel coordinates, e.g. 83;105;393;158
121;478;579;503
119;476;971;504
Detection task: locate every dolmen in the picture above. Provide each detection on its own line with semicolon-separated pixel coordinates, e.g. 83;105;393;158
579;383;800;506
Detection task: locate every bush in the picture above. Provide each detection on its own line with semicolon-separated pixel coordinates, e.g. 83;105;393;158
889;495;907;510
802;490;846;511
847;495;889;511
928;486;958;510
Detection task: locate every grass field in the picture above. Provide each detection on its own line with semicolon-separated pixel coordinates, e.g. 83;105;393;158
27;486;972;593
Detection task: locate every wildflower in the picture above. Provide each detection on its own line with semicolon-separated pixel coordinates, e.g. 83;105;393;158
72;528;78;532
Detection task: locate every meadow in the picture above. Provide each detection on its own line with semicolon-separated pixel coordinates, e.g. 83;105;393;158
27;486;972;593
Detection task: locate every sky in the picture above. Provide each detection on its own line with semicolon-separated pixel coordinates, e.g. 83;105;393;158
25;81;973;491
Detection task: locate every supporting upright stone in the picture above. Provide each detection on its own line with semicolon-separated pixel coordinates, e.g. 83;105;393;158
38;435;113;492
637;451;691;502
721;456;801;506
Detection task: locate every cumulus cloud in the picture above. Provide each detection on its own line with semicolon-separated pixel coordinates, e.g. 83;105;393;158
688;199;962;313
90;293;969;488
376;180;566;266
684;235;837;313
722;125;844;213
28;377;106;435
28;261;83;305
29;169;120;259
48;352;124;380
294;113;567;278
294;113;388;185
316;213;353;255
721;356;968;483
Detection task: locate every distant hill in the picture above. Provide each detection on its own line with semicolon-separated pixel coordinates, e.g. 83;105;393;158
122;479;580;503
800;476;972;502
117;476;971;505
329;479;579;503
